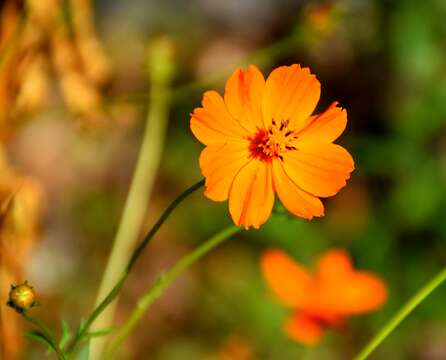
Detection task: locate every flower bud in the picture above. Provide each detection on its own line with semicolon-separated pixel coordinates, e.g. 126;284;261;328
7;281;37;313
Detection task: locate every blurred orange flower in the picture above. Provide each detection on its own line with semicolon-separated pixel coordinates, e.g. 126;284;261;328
305;2;338;36
260;249;387;345
191;64;354;229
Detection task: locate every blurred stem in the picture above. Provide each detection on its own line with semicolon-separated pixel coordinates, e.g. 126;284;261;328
169;34;300;103
68;178;205;355
22;313;66;360
84;37;176;359
103;225;242;359
244;33;303;68
354;266;446;360
112;32;302;106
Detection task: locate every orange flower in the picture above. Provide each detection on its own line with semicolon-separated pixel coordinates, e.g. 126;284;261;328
191;64;354;229
260;249;387;345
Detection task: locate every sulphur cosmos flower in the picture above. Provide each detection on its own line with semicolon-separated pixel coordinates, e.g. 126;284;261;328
261;249;387;345
191;64;354;229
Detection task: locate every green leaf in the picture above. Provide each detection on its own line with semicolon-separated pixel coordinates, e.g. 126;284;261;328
85;328;115;339
77;318;86;337
25;331;55;354
59;320;72;350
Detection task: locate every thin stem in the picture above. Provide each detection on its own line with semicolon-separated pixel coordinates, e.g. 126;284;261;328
67;179;205;354
103;225;241;359
22;313;66;360
126;179;205;272
354;265;446;360
89;37;175;360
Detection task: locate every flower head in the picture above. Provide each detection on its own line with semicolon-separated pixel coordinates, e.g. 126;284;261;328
260;249;387;345
7;281;37;313
191;64;354;229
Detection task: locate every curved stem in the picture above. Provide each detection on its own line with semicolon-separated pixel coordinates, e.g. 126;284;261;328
103;225;242;359
126;179;205;271
23;313;66;360
354;265;446;360
67;179;205;354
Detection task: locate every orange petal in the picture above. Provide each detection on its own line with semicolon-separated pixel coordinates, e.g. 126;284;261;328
315;271;387;315
199;141;251;201
341;271;388;314
262;64;320;131
296;102;347;145
191;90;249;145
316;249;352;279
224;65;266;131
260;249;313;308
285;312;324;345
228;160;274;229
282;143;354;198
271;159;324;220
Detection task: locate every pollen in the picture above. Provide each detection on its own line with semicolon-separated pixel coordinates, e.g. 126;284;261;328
249;119;298;162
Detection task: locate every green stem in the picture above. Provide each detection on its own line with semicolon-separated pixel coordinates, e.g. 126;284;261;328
89;37;174;360
354;266;446;360
103;225;242;359
67;179;205;355
23;313;66;360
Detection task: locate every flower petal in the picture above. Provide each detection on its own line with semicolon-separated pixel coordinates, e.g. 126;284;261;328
313;271;388;315
316;249;352;280
199;141;251;201
262;64;320;131
228;160;274;229
272;159;324;220
224;65;266;131
191;90;249;145
296;102;347;145
285;312;324;345
282;143;354;198
308;250;387;315
260;249;313;308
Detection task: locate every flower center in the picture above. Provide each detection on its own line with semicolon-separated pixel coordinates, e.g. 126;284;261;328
249;119;298;162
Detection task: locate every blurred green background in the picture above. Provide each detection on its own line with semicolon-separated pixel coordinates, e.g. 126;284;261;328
2;0;446;359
